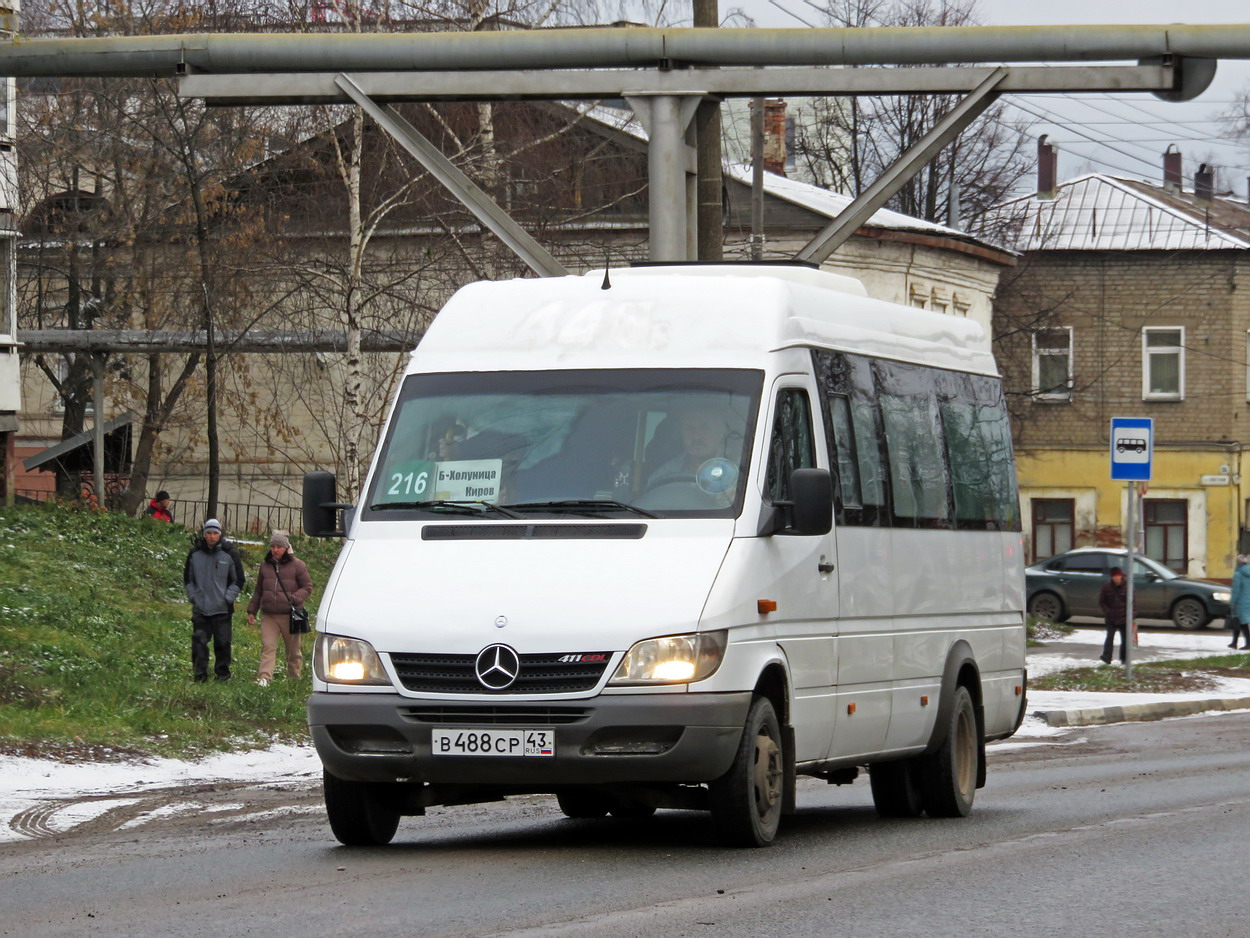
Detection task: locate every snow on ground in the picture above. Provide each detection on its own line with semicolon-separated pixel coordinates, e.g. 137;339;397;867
0;744;321;844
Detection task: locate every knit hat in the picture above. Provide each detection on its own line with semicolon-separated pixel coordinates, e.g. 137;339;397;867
155;490;170;501
269;530;291;549
203;518;222;534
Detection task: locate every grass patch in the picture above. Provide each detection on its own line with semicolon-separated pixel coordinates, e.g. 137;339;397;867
1031;652;1250;694
0;501;342;760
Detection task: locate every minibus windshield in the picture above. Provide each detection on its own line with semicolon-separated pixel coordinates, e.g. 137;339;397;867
364;369;763;519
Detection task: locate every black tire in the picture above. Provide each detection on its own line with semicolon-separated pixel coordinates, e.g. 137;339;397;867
1027;591;1065;624
920;686;979;819
556;790;611;819
869;758;925;818
1171;597;1209;630
608;801;657;820
323;770;401;846
709;696;785;847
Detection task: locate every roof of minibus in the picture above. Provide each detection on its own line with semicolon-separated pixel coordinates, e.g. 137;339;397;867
408;265;998;376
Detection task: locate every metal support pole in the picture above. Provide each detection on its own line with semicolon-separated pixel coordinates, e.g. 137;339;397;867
750;96;765;261
1126;481;1137;680
334;74;569;278
796;67;1008;264
91;353;105;507
626;94;702;262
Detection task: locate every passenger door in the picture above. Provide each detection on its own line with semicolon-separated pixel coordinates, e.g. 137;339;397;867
763;380;840;763
1055;552;1109;617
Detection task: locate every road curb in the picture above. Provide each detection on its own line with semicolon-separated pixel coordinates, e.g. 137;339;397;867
1033;696;1250;727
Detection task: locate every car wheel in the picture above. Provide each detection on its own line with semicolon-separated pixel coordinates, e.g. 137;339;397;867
1171;597;1209;630
869;758;925;818
1027;591;1066;623
709;695;785;847
556;790;611;818
919;686;979;819
323;770;401;846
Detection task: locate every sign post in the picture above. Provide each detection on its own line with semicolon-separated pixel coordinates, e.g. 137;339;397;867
1110;417;1154;680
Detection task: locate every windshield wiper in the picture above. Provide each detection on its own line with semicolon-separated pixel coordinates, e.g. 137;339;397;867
371;500;522;518
503;499;657;518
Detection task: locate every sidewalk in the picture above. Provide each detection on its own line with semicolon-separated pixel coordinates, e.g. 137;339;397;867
1026;623;1250;727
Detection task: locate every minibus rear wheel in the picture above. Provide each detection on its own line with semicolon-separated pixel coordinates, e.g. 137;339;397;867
920;686;978;818
323;770;401;846
709;695;784;847
869;758;925;817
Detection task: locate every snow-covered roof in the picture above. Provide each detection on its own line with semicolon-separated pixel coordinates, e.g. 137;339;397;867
722;162;970;240
985;173;1250;252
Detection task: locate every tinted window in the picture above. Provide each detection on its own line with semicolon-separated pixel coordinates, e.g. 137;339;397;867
876;361;951;526
1063;554;1106;574
765;389;815;503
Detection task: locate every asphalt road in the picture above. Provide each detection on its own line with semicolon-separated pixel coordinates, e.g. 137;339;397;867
4;714;1250;938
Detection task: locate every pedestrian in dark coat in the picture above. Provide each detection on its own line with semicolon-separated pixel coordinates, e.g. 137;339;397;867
1099;565;1129;665
246;531;314;685
183;518;245;682
1227;555;1250;649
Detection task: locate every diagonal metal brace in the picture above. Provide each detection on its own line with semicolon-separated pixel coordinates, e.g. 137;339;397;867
334;73;569;278
796;67;1009;265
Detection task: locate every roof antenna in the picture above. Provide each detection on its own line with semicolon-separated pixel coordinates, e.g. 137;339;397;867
601;251;612;290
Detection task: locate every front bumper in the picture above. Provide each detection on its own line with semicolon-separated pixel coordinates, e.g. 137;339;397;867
308;690;752;786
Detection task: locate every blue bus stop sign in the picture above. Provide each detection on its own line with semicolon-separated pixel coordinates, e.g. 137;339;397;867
1110;417;1153;481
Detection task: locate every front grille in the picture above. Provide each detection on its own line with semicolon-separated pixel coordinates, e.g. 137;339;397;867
399;705;591;724
390;651;612;694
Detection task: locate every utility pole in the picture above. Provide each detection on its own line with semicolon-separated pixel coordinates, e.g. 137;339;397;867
693;0;723;261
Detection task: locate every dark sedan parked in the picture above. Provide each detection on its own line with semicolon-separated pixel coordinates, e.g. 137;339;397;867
1026;548;1231;629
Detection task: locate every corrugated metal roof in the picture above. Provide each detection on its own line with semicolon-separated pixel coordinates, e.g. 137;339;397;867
986;173;1250;252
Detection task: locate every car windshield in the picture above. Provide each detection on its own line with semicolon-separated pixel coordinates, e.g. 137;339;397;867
364;368;762;519
1131;555;1178;580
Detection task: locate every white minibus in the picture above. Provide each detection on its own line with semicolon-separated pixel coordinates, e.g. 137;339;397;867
303;263;1027;847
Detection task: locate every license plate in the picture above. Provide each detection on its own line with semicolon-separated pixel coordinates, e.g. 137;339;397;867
430;727;555;757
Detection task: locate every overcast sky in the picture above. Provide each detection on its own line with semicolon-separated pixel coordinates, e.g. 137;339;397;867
715;0;1250;197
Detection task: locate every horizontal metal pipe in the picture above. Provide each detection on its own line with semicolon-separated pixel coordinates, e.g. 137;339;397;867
1;25;1249;77
16;328;418;353
179;64;1176;104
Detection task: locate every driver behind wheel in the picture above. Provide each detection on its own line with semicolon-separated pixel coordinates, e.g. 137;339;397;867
645;400;736;495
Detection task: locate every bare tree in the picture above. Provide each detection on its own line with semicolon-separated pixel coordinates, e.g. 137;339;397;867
789;0;1034;231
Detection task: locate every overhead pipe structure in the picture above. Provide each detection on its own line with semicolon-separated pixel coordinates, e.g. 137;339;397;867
0;25;1244;267
1;26;1250;74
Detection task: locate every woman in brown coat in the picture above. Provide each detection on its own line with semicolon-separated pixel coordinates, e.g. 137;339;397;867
246;531;314;685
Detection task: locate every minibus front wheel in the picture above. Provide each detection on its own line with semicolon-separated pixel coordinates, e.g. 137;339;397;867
709;695;785;847
323;770;402;846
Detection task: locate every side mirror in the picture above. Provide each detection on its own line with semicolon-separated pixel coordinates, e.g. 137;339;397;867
788;468;833;536
303;471;351;538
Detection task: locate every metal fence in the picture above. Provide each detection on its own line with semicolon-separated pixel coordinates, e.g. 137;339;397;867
13;487;302;539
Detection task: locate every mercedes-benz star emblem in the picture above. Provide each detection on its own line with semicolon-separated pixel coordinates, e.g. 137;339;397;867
475;644;520;690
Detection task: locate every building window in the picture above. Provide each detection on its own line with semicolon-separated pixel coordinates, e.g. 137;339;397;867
1032;327;1072;401
1143;327;1184;401
1031;498;1074;562
1144;498;1188;573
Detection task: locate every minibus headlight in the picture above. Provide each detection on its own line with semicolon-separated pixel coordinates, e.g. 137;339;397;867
609;631;727;685
315;634;391;685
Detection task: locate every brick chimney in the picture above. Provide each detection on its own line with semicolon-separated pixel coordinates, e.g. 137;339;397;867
1163;145;1182;195
763;99;787;177
1195;163;1214;205
1037;135;1057;200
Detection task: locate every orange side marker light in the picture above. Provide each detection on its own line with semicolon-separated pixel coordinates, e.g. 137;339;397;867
757;599;777;614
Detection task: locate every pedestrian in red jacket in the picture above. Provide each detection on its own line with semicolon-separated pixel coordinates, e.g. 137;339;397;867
145;491;174;523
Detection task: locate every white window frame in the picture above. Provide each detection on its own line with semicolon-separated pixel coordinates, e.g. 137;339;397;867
1031;326;1073;402
1142;326;1184;401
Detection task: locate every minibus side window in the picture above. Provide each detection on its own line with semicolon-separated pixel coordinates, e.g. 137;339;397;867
875;361;953;528
938;372;1021;531
765;389;815;503
813;349;887;526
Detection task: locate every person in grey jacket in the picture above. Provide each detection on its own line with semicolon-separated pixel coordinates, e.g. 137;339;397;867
183;518;245;682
